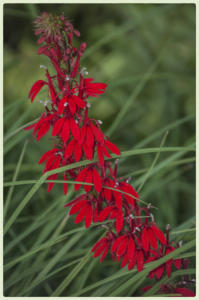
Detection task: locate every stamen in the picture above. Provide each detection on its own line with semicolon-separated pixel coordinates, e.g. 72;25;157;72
65;75;70;81
150;213;154;222
126;177;131;183
80;67;88;75
57;151;63;157
40;65;47;70
114;181;119;188
115;159;120;165
64;102;68;107
44;99;52;106
179;240;183;247
98;120;103;125
86;102;91;108
166;224;171;231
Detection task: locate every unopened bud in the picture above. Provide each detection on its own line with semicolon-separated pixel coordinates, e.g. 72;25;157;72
147;203;152;209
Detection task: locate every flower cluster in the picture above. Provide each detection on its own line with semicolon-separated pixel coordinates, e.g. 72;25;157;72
25;13;195;296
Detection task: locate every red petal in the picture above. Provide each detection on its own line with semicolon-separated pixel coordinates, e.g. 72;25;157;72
61;119;70;143
127;237;135;261
90;123;104;143
174;259;181;270
86;126;94;148
47;174;58;192
52;118;64;136
72;95;85;108
151;225;166;245
74;142;82;162
98;206;114;222
128;254;136;270
100;243;109;263
67;97;76;114
69;200;87;215
155;265;164;279
85;204;93;228
83;143;93;160
91;238;107;252
113;190;122;210
97;144;104;166
175;288;195;297
75;205;88;224
148;228;158;249
36;122;50;140
29;80;47;102
24;123;35;131
92;168;102;193
166;259;173;277
110;235;126;253
115;210;123;233
121;254;129;268
105;140;121;156
116;238;128;256
136;250;144;272
74;167;88;191
84;169;93;192
93;242;107;258
79;126;86;144
58;95;67;115
38;148;58;164
64;139;75;159
70;118;80;140
141;227;149;252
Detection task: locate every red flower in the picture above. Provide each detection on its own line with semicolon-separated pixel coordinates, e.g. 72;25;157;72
91;233;113;262
141;224;166;252
28;80;47;102
74;166;102;193
65;194;94;228
83;78;107;97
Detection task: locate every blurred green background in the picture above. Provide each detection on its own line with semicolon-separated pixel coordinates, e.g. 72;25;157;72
4;3;195;297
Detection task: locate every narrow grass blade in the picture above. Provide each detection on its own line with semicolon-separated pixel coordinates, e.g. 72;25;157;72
4;118;39;143
4;140;28;218
51;249;92;296
137;131;168;193
134;113;194;149
106;44;167;137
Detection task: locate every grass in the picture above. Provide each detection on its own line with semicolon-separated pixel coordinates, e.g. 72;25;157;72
4;3;195;297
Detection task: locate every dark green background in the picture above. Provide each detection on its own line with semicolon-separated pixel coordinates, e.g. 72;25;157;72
4;3;195;296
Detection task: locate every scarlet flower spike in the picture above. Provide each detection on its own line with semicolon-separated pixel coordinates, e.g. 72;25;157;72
25;13;194;296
